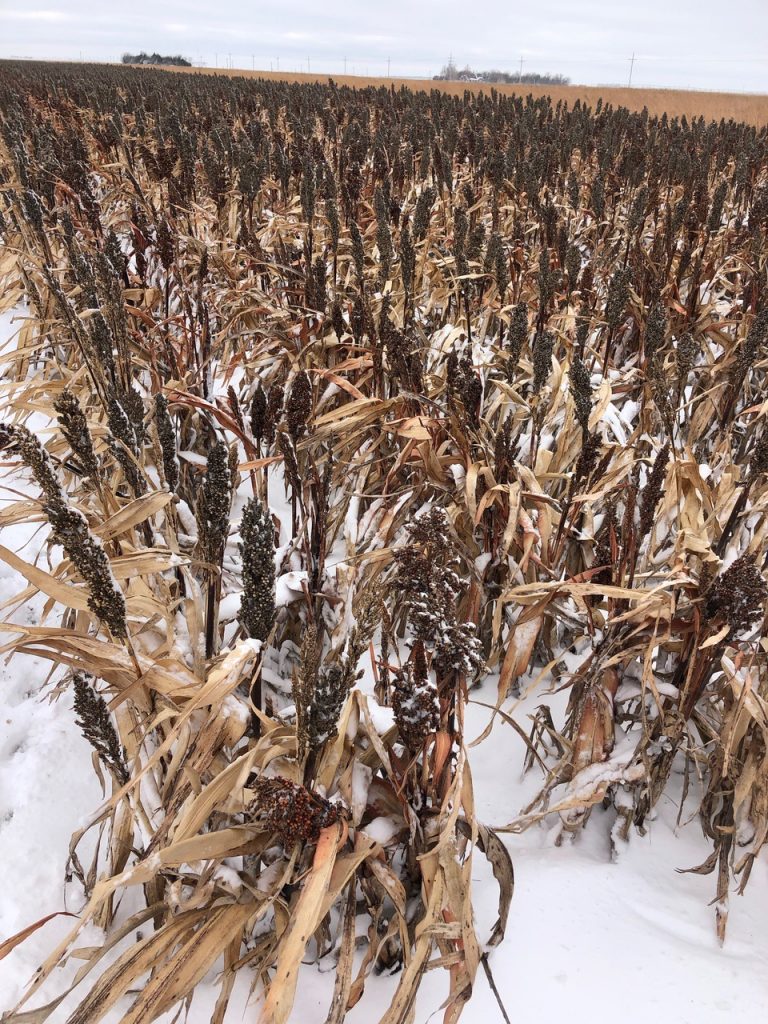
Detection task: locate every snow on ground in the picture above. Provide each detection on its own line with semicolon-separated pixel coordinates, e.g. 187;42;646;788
0;299;766;1020
461;691;768;1024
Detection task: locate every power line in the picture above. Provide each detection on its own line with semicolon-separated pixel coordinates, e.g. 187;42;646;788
193;53;768;68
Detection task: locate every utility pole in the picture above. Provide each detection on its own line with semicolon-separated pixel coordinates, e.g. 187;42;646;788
518;55;524;82
628;52;635;87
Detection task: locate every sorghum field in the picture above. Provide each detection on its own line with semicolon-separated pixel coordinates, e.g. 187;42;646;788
0;60;767;1022
168;65;768;129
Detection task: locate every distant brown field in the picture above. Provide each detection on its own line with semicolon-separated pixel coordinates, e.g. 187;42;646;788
157;63;768;126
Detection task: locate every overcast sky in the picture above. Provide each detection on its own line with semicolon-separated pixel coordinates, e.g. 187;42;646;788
1;1;766;93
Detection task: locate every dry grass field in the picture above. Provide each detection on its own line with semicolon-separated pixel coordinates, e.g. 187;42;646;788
162;63;768;125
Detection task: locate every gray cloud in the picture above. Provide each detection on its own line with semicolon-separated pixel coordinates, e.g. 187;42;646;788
0;1;766;92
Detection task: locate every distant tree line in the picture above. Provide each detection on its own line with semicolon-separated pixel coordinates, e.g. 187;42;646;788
122;53;191;67
434;61;569;86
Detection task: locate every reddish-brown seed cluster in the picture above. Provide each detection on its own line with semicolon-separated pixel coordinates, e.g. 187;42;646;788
639;442;671;539
248;776;340;846
704;555;768;638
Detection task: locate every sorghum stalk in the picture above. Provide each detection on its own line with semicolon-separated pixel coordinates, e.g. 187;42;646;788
196;439;233;658
0;423;127;638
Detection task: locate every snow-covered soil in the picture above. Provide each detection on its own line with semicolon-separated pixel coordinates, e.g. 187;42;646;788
1;302;767;1021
